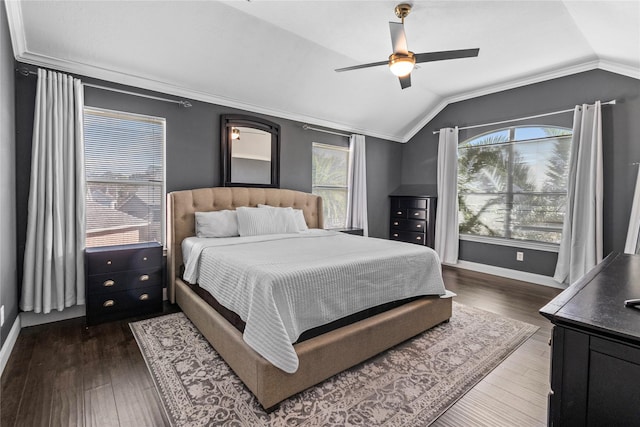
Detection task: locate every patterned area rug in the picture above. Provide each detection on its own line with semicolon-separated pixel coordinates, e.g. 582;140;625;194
130;303;538;426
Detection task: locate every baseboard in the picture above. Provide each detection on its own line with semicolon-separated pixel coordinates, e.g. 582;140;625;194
20;305;86;327
0;315;21;377
451;260;567;290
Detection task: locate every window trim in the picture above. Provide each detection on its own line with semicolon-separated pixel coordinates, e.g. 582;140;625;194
459;234;560;252
84;106;167;246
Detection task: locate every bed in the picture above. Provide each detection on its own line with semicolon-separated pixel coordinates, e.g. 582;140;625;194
167;187;452;410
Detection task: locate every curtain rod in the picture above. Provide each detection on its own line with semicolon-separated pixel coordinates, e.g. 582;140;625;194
432;99;616;135
16;66;192;107
302;124;351;138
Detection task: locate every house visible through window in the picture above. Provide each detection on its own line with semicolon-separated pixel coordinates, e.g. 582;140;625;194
312;142;349;229
458;126;572;246
84;107;165;248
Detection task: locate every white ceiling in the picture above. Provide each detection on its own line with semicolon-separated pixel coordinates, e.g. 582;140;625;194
5;1;640;142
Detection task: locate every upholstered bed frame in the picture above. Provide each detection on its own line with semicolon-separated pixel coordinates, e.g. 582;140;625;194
167;187;452;410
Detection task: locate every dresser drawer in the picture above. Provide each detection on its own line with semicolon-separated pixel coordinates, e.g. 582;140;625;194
407;209;426;220
87;269;162;295
390;231;426;245
390;219;427;232
87;285;162;316
87;244;162;275
399;198;427;209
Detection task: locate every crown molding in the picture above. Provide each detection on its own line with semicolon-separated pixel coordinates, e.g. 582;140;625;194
403;59;603;142
6;0;637;145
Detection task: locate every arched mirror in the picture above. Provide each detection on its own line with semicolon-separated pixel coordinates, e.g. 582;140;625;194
221;114;280;188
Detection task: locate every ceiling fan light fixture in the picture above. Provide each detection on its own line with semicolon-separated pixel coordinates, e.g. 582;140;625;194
388;52;415;77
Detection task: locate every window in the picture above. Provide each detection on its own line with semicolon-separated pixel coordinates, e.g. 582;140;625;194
312;143;349;229
458;126;572;246
84;107;165;248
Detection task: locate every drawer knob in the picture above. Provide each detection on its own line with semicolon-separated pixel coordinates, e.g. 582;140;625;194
143;256;148;261
393;222;399;226
139;293;149;301
106;260;112;265
416;224;422;228
393;233;399;237
103;279;115;287
414;212;420;216
396;211;402;215
416;236;422;240
103;300;115;307
139;274;150;282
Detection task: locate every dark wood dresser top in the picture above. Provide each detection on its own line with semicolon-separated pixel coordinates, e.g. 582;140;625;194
540;252;640;344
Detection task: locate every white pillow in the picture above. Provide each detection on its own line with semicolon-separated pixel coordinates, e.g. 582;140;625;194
237;206;300;236
195;210;239;238
257;204;309;231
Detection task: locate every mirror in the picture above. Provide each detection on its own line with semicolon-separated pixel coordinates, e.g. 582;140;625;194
221;114;280;188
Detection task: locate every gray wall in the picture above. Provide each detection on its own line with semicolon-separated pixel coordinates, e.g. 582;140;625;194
14;65;403;290
1;0;18;344
402;69;640;276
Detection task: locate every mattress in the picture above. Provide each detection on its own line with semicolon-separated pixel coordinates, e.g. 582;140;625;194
183;229;446;373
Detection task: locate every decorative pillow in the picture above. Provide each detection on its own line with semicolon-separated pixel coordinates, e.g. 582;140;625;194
257;204;309;231
195;210;239;238
236;206;300;236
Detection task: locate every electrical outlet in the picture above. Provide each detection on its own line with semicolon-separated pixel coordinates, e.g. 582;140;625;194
1;305;4;327
516;251;524;262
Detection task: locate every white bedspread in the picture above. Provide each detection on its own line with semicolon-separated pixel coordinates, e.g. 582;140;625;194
182;229;446;373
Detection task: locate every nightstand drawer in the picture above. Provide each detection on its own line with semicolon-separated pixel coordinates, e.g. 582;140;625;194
390;219;427;232
87;269;162;295
390;231;426;244
87;285;162;317
87;244;162;275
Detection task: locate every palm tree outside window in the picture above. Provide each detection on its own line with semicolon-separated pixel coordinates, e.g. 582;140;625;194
458;126;572;246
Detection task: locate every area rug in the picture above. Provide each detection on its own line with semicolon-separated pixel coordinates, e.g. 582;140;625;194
130;303;538;426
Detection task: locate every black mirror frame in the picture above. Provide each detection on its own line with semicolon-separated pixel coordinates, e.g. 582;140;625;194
220;114;280;188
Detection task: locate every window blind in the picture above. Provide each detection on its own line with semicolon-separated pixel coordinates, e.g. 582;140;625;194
84;107;165;247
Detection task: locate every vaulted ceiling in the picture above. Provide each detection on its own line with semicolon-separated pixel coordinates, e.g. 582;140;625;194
5;1;640;142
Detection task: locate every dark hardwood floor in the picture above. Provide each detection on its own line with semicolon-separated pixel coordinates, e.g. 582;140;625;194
1;268;561;426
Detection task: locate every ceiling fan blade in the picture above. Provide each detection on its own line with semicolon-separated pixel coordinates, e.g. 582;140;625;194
335;60;389;73
399;74;411;90
389;22;408;54
414;48;479;63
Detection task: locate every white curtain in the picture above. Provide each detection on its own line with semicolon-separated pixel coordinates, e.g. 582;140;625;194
21;69;86;313
624;167;640;254
435;127;459;264
554;102;603;285
346;134;368;236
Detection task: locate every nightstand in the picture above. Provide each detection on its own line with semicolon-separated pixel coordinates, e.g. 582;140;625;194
85;242;163;325
331;228;364;236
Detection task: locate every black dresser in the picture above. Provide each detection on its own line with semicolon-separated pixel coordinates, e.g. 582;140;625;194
540;253;640;426
389;195;437;248
85;242;163;325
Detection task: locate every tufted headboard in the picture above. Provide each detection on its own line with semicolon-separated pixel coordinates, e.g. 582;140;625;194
166;187;324;302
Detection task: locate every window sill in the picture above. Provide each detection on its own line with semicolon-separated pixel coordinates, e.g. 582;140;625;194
459;234;559;253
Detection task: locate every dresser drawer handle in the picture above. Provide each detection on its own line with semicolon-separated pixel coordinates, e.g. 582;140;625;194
393;222;399;226
416;224;422;228
396;211;403;215
103;279;115;287
393;233;399;237
103;300;115;308
413;212;420;216
139;293;149;301
106;260;112;265
143;256;148;261
139;274;150;282
416;236;422;240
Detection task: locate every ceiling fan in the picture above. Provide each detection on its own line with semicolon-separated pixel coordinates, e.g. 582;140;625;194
335;3;480;89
